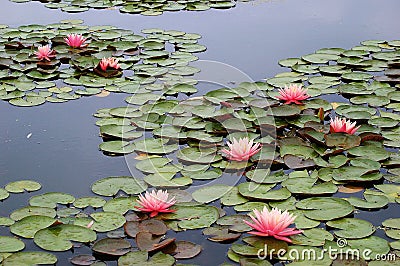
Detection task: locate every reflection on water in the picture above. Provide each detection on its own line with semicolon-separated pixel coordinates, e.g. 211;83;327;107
1;0;400;264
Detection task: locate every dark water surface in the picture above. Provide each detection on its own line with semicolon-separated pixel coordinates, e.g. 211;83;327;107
1;0;400;265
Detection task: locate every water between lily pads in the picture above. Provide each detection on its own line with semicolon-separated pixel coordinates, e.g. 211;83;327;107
1;0;400;265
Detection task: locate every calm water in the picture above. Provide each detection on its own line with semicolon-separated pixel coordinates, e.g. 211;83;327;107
0;0;400;265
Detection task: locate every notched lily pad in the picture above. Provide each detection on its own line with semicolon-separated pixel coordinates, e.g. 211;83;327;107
5;180;41;193
34;224;97;251
91;176;147;196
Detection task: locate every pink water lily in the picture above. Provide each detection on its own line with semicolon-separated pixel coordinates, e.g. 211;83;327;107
64;33;87;48
221;137;261;161
244;207;303;243
35;45;56;61
277;84;310;104
136;190;176;217
98;57;121;71
330;117;360;135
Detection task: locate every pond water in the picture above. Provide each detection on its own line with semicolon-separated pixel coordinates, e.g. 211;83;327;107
1;0;400;265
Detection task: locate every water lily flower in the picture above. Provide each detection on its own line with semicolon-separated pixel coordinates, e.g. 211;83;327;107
35;45;56;61
277;84;310;104
64;33;87;48
330;117;360;135
221;137;261;161
136;189;176;217
244;207;303;243
98;57;121;71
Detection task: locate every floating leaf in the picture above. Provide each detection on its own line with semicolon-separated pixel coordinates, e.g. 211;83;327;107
118;251;175;266
10;215;56;238
327;218;375;239
90;212;126;232
296;197;353;221
0;236;25;252
10;206;56;221
34;224;96;251
73;197;106;209
162;205;219;230
92;238;131;256
5;180;41;193
29;192;75;208
192;185;233;203
91;176;147;196
347;236;390;259
2;251;57;266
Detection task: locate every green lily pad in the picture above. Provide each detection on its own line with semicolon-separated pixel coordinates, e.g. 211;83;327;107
0;188;10;200
271;105;301;117
220;187;249;206
346;193;389;209
103;196;138;214
0;216;15;226
0;236;25;252
245;169;288;184
133;138;178;154
332;166;382;182
192;185;233;203
382;218;400;229
2;251;57;266
177;147;222;164
99;140;136;154
234;201;270;212
327;218;375;239
161;205;219;230
291;228;333;246
73;197;106;209
100;124;143;140
347;143;390;161
10;215;56;238
282;178;337;195
302;53;339;64
296;197;353;221
347;236;390;259
10;206;56;221
29;192;75;208
90;211;126;232
5;180;41;193
34;224;96;251
91;176;147;196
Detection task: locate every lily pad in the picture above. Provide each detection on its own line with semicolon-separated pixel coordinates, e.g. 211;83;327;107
118;251;175;266
2;252;57;266
192;185;233;203
326;218;375;239
347;236;390;259
0;236;25;252
10;215;56;238
90;211;126;232
296;197;353;221
5;180;41;193
34;224;96;251
161;205;219;230
10;206;56;221
29;192;75;208
91;176;147;196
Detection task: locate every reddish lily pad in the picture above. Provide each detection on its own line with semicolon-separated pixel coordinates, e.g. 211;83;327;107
92;238;131;256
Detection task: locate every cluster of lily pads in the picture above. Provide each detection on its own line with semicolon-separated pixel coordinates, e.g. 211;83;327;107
9;0;248;15
94;38;400;264
0;20;205;106
1;20;400;265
